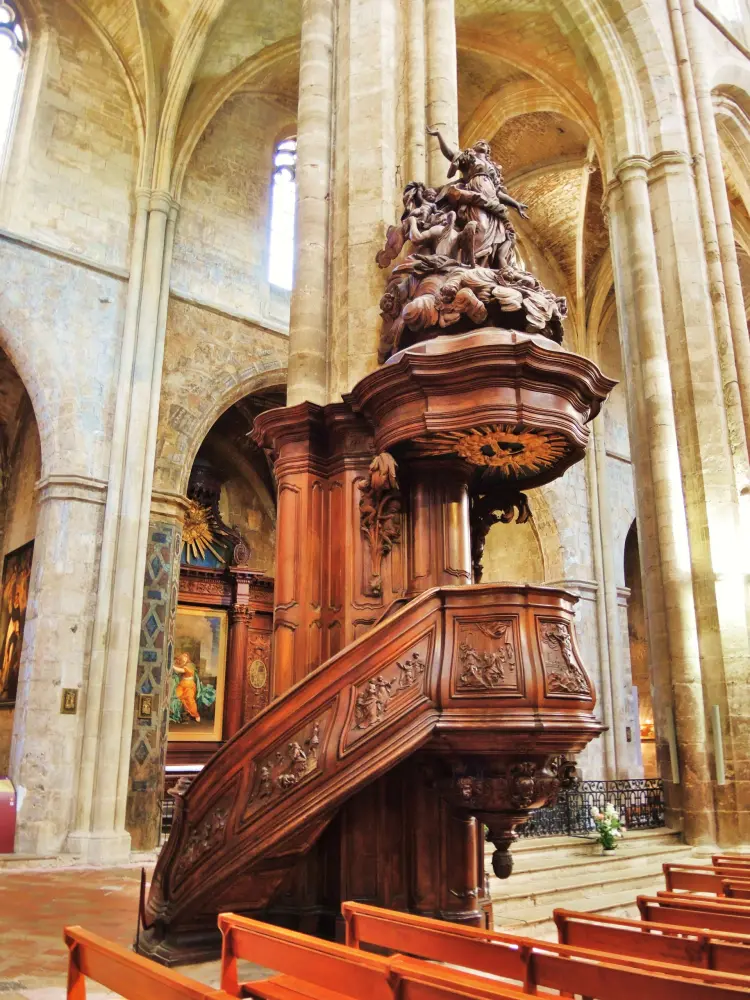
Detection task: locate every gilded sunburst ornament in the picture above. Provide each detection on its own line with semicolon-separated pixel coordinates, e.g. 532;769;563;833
427;424;569;478
182;500;226;564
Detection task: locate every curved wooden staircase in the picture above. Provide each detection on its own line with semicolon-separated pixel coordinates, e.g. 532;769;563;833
140;583;601;963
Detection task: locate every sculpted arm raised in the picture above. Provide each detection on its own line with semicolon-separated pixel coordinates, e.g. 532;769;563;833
426;125;458;165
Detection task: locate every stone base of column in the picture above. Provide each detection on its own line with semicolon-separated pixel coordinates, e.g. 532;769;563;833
65;829;132;865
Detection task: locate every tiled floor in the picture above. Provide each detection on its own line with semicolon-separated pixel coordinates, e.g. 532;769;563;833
0;863;265;999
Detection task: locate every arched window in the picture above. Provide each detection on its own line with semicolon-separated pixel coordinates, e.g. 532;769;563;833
0;2;25;163
268;137;297;291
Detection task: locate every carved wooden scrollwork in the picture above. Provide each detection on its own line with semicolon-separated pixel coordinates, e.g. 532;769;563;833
252;717;327;806
539;619;591;696
469;490;531;583
358;452;402;596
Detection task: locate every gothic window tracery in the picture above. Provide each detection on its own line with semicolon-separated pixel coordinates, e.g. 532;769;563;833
0;1;25;164
268;137;297;291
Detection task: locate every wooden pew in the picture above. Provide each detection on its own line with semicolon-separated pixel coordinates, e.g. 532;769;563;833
664;863;750;894
640;894;750;934
64;925;233;1000
340;900;750;996
725;882;750;901
553;907;750;976
715;856;750;869
219;912;529;1000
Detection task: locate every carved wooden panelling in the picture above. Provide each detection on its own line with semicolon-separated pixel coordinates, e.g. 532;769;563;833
242;704;336;822
342;642;430;751
450;617;523;697
538;618;592;698
173;795;232;882
244;630;271;723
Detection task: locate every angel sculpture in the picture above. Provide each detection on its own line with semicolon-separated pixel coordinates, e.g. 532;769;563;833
375;129;567;362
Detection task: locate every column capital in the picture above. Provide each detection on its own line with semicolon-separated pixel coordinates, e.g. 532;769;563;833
648;149;692;183
35;474;108;506
613;155;650;187
150;490;190;525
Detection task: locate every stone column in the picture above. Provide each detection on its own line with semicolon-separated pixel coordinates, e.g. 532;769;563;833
607;159;714;843
670;0;750;444
425;0;458;187
124;492;186;851
10;475;107;854
405;0;427;184
593;423;636;777
329;0;402;397
67;190;178;863
648;150;750;845
287;0;335;408
585;439;617;779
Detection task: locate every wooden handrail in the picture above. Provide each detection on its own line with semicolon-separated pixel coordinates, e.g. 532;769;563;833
64;925;233;1000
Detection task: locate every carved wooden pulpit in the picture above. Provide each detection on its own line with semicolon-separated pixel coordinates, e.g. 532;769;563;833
139;134;616;964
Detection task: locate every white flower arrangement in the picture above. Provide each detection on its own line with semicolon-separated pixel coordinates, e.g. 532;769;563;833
591;802;625;850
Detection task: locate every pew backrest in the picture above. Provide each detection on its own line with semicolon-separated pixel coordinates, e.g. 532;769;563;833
714;856;750;869
640;895;750;935
64;925;232;1000
664;863;750;894
341;900;750;996
554;907;750;976
218;912;528;1000
724;881;750;900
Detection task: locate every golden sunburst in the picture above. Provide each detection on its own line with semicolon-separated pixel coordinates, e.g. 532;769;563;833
426;424;570;478
182;500;226;564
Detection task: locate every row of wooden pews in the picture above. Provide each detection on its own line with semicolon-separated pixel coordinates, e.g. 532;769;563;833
64;853;750;999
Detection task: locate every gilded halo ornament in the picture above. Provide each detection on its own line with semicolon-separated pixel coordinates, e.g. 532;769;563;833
181;499;226;564
427;424;569;478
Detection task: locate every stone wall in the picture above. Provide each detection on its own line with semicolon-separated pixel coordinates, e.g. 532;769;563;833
171;93;294;330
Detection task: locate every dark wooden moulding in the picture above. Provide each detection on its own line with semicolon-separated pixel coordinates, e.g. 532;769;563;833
139;329;615;964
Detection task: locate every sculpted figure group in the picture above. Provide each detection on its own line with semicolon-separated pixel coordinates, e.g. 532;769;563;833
377;129;568;362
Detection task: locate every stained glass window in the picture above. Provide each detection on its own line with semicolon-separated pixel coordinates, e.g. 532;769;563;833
268;138;297;291
0;2;25;163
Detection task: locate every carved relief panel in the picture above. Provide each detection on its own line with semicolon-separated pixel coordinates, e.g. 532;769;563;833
450;617;524;698
342;640;432;753
244;628;272;723
537;618;592;699
242;703;337;823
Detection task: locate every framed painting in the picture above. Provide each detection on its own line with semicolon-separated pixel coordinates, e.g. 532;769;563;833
168;606;228;742
0;540;34;708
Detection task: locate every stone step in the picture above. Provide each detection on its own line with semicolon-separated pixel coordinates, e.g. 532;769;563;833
508;841;692;876
486;826;684;863
493;883;659;942
490;855;673;909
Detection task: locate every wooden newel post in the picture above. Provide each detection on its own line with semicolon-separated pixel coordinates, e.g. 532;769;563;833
224;604;251;740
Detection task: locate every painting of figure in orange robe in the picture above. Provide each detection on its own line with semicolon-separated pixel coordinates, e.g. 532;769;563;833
168;606;227;742
0;541;33;707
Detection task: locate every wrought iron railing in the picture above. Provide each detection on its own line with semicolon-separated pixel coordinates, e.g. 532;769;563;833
517;778;665;839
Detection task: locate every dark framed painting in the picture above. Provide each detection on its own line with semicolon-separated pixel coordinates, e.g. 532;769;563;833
168;606;227;742
0;540;34;707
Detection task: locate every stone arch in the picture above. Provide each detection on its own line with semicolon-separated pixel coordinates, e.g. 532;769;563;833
154;361;287;496
0;319;50;479
152;0;234;191
171;37;299;199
